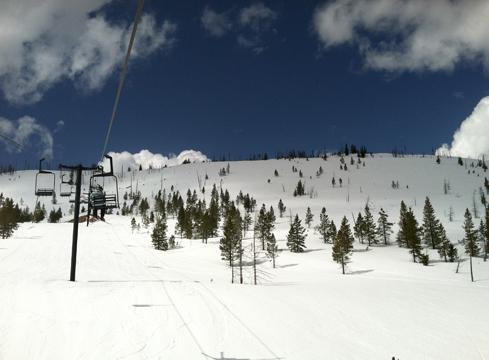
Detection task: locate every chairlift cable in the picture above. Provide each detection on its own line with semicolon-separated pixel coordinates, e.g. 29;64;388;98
0;132;24;150
100;0;145;162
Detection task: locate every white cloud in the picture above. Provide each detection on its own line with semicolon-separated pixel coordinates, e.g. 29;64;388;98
101;149;209;171
313;0;489;73
201;7;232;37
201;3;277;53
0;116;54;159
437;96;489;159
0;0;176;104
239;3;277;32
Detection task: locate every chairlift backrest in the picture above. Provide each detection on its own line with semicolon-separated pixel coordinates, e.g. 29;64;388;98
87;154;119;211
35;158;56;197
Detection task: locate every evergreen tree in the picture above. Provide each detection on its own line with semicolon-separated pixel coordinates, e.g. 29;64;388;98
219;203;242;283
422;197;442;249
278;199;286;218
376;208;393;245
48;208;62;223
463;209;479;282
293;180;305;196
0;198;18;239
332;217;354;274
327;220;337;244
151;217;168;251
139;198;150;217
354;212;365;244
404;209;422;262
397;201;408;247
316;207;331;243
266;233;279;268
305;207;314;228
33;202;45;223
363;205;377;246
169;235;176;249
286;215;307;253
438;223;457;262
131;217;137;233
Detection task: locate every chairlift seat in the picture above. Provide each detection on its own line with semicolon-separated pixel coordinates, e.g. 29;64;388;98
36;188;54;197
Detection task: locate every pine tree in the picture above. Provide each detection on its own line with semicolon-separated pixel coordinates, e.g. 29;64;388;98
327;220;337;244
33;202;45;223
0;198;18;239
363;205;377;246
376;208;393;245
463;209;479;282
438;223;457;262
286;215;307;253
305;207;313;228
422;197;442;249
332;217;354;274
169;235;176;249
266;233;279;268
219;203;242;283
293;180;305;196
151;217;168;251
278;199;286;218
397;201;408;247
405;209;422;262
316;207;330;243
131;217;137;233
354;212;365;244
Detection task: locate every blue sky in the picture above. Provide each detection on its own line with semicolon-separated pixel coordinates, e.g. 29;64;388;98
1;0;489;168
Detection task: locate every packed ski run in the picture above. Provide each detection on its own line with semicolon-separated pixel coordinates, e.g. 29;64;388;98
1;154;489;359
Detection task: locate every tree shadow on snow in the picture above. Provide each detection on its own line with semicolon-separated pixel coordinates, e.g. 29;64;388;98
277;263;298;268
302;248;323;253
347;269;374;275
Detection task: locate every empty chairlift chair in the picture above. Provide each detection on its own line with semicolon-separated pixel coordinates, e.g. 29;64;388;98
59;171;74;197
35;158;56;197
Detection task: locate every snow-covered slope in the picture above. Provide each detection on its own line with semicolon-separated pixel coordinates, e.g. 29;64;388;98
1;154;488;359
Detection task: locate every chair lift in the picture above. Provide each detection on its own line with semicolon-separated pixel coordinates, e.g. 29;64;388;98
35;158;56;197
59;170;74;197
87;154;119;223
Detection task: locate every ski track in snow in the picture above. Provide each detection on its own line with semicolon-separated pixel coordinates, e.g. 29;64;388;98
109;223;281;360
1;155;489;359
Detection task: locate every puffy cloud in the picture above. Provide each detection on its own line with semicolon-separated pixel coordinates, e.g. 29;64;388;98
0;116;54;159
239;3;277;32
201;3;277;53
0;0;176;104
437;96;489;159
313;0;489;73
101;149;209;171
201;7;232;37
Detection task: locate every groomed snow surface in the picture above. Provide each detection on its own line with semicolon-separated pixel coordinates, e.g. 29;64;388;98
1;154;488;359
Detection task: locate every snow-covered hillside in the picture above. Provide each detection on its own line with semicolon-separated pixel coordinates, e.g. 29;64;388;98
1;154;488;359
